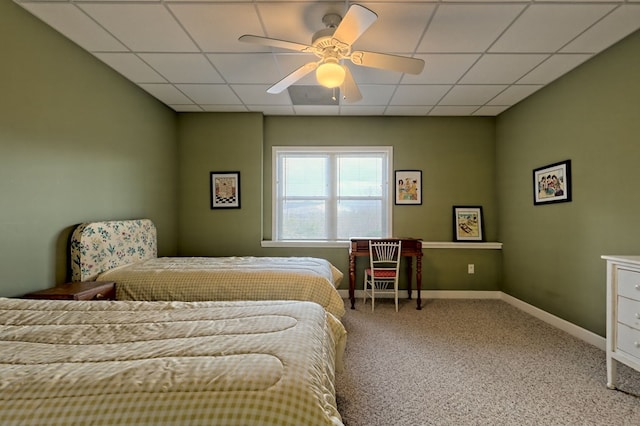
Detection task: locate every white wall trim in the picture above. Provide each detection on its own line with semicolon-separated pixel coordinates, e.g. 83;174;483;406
261;240;502;249
499;292;605;350
339;289;605;350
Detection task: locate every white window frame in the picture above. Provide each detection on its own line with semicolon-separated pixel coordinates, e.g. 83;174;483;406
271;146;393;244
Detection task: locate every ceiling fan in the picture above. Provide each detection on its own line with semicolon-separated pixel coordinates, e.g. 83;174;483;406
239;4;425;103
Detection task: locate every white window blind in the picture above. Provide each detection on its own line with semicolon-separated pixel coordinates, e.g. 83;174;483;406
273;146;392;241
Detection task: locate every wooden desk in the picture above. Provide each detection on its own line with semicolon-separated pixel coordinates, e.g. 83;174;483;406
349;238;423;310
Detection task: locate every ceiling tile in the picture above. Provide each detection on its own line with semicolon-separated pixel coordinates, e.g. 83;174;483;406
202;105;249;113
429;106;480;116
256;2;328;44
232;85;291;106
247;105;294;115
384;106;430;116
460;54;548;84
139;53;223;84
348;2;436;53
170;105;204;112
561;5;640;53
353;85;396;106
440;85;507;105
403;54;481;84
138;84;193;105
169;3;264;53
517;54;592;84
473;105;510;116
489;4;617;52
418;4;526;53
390;85;451;105
93;53;166;83
18;3;126;52
348;63;403;85
487;85;543;106
78;3;198;52
208;53;281;84
176;84;242;105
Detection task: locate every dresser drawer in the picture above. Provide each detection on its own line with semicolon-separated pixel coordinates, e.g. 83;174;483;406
617;268;640;301
618;296;640;330
617;323;640;360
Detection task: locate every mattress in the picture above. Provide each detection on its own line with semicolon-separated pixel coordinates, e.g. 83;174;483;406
0;298;345;426
98;256;346;318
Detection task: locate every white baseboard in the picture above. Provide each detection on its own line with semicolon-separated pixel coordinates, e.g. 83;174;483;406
499;293;605;350
339;289;606;350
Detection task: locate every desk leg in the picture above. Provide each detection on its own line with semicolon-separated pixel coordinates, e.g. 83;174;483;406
349;254;356;309
416;255;422;310
406;257;413;300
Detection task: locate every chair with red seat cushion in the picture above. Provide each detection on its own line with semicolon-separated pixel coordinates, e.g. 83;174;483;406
363;240;402;312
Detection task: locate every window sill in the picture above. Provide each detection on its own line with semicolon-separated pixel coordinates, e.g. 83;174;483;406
261;240;503;250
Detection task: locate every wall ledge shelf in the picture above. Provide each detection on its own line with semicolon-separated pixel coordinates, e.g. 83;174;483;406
422;241;502;250
261;240;502;249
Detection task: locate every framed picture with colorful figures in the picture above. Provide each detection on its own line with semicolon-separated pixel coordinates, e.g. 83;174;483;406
210;171;241;209
533;160;571;205
395;170;422;205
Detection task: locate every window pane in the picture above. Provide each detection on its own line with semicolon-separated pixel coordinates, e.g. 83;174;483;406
338;156;383;197
274;147;391;241
337;200;382;239
281;200;326;239
283;157;327;197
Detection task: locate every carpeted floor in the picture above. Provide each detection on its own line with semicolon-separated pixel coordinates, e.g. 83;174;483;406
335;298;640;426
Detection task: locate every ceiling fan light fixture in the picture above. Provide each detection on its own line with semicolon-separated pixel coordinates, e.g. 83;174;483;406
316;60;345;89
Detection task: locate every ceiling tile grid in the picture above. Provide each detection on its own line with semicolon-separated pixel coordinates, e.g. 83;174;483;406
13;0;640;116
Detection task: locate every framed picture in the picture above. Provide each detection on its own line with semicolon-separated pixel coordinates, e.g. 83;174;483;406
533;160;571;205
210;171;240;209
395;170;422;205
453;206;484;242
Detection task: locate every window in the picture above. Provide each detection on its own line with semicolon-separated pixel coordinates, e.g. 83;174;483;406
273;146;392;241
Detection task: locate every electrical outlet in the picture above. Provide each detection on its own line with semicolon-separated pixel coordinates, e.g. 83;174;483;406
468;264;475;274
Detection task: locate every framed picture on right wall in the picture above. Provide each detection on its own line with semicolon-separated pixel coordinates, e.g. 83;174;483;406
533;160;571;205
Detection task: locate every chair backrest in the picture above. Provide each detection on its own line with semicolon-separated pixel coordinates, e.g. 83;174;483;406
368;240;402;275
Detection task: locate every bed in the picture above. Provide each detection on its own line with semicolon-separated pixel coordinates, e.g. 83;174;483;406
0;297;345;426
70;219;345;318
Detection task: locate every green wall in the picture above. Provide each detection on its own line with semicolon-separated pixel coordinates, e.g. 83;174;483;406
496;30;640;335
0;2;179;296
177;114;501;291
177;113;264;255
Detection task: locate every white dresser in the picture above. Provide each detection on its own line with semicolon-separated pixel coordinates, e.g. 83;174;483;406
602;255;640;389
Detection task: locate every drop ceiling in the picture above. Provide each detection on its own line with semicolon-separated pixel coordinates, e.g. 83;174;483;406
14;0;640;116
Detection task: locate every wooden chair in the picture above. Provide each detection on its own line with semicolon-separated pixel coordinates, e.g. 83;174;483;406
363;240;402;312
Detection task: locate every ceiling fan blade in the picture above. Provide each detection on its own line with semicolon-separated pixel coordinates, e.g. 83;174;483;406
340;66;362;103
267;62;319;94
239;35;313;53
331;4;377;48
350;51;425;75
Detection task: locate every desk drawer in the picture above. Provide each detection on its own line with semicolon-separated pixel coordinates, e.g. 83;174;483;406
618;269;640;301
618;296;640;330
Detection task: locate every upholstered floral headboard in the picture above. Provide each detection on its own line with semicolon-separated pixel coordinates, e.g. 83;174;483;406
70;219;157;282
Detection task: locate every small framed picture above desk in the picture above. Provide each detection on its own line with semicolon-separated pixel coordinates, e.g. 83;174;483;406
394;170;422;205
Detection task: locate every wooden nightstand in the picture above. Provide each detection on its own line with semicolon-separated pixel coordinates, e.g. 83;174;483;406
23;281;116;301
